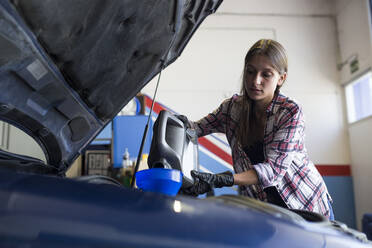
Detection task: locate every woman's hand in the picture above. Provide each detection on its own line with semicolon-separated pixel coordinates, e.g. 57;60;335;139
192;170;234;188
183;170;234;196
175;114;191;128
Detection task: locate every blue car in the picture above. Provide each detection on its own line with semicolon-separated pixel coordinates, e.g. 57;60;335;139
0;0;370;247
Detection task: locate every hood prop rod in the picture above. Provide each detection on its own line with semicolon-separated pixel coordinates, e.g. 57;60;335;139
130;1;183;188
130;63;163;188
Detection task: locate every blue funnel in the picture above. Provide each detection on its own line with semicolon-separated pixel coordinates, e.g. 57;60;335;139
135;168;182;196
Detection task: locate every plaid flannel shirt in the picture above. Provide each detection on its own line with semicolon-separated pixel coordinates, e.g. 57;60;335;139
191;93;331;217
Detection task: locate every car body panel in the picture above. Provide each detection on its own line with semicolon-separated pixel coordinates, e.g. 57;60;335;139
0;168;370;247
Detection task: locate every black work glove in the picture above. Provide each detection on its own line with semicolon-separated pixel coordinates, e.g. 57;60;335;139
183;170;234;196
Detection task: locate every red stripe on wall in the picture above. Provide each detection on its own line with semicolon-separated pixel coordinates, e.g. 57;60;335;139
145;96;151;108
144;95;351;177
198;138;233;165
315;165;351;176
144;96;164;114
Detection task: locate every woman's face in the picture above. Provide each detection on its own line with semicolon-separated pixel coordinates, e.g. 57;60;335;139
244;54;286;106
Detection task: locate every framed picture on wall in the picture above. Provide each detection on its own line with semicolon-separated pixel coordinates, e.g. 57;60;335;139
84;150;111;176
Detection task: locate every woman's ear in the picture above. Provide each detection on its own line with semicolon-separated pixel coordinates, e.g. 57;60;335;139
277;72;287;86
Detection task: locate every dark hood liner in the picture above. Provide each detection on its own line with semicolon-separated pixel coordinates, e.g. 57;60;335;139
11;0;222;121
0;0;222;170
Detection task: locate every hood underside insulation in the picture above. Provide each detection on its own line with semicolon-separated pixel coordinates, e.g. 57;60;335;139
11;0;222;121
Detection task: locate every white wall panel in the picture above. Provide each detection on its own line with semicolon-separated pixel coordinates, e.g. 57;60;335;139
219;0;335;15
8;125;46;162
336;0;372;84
292;92;350;164
145;27;274;121
348;118;372;229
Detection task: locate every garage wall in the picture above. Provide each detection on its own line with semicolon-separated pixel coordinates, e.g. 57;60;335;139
143;0;350;164
335;0;372;230
336;0;372;85
142;0;355;227
0;120;46;162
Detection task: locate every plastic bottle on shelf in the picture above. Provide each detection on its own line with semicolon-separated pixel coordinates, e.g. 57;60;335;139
122;148;130;169
137;153;148;172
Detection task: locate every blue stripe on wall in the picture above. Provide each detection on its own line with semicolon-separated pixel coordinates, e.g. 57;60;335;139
199;150;232;174
324;176;356;229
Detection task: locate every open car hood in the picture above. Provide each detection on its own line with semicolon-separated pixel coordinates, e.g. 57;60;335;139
0;0;222;172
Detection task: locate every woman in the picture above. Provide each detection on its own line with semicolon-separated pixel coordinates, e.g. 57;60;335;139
182;39;334;220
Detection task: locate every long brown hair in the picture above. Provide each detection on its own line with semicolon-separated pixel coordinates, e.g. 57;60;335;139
237;39;288;146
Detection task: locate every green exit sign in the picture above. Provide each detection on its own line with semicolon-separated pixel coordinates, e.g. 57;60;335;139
350;58;359;74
